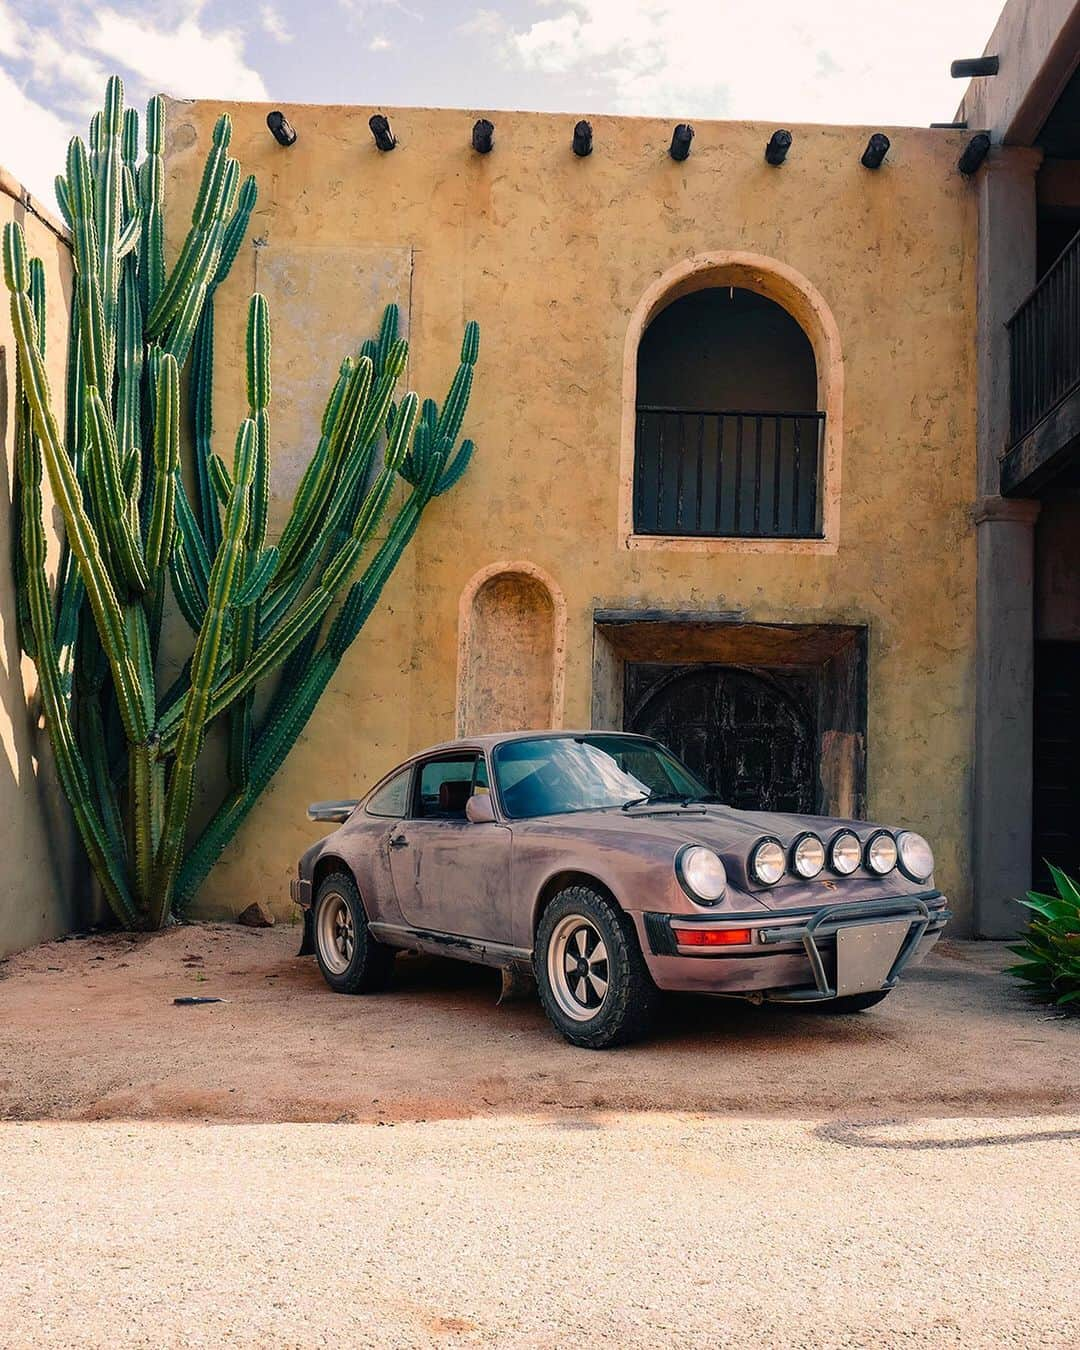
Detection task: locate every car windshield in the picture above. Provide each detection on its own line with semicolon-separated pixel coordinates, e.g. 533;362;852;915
492;734;711;820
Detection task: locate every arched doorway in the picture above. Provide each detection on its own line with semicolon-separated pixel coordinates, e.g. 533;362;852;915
625;663;817;813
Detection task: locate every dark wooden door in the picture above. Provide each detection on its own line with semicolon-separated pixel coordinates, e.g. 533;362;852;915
1033;641;1080;887
624;663;817;812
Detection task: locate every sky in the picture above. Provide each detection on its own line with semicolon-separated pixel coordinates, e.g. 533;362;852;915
2;0;1006;211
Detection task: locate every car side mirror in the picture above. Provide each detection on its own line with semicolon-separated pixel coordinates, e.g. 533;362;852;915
465;793;496;824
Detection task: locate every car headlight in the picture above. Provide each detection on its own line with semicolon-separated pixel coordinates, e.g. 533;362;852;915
792;833;825;879
897;831;934;881
828;830;862;875
749;838;786;886
865;830;898;875
676;846;727;903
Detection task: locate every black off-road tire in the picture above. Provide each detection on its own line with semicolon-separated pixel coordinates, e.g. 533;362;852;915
313;871;395;995
535;885;656;1049
806;989;892;1013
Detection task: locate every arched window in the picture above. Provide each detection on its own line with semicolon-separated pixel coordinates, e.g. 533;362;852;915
634;287;823;539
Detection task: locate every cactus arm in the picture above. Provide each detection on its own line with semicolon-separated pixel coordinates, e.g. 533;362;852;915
190;303;221;554
145;115;235;337
139;95;166;316
214;174;257;288
227;294;270;785
271;356;375;579
14;296;136;923
54;319;86;702
145;354;180;579
115;253;143;499
85;388;149;593
54;174;73;229
94;76;125;342
169;536;208;633
151;418;257;925
4;222;147;745
160;216;227;368
172;474;212;599
233;548;278;607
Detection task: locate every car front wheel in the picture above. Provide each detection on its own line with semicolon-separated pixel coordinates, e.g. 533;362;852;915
535;885;656;1049
313;871;395;995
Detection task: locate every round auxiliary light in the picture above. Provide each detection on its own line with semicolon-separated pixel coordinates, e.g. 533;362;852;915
897;831;934;882
677;846;728;903
792;833;825;879
829;830;862;876
865;831;898;876
750;838;786;886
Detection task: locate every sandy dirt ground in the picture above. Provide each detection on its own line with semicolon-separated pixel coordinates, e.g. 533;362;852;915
0;925;1077;1347
0;923;1076;1123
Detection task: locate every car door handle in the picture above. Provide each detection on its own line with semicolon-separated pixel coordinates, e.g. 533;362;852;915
389;833;409;849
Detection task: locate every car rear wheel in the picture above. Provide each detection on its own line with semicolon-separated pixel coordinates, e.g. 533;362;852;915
535;885;656;1049
314;872;395;995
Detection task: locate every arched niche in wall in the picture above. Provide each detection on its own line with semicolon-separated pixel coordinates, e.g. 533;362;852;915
457;562;567;737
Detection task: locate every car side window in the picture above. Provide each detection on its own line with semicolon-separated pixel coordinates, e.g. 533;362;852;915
417;755;480;820
366;767;412;818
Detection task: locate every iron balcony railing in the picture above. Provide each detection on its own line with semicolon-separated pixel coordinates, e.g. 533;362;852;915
633;407;824;539
1008;225;1080;446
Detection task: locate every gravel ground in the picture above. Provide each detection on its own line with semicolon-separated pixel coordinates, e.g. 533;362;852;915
0;925;1077;1122
1;1113;1077;1348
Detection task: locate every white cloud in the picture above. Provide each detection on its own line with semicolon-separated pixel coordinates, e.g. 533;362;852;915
495;0;1005;126
460;8;506;39
369;35;393;52
87;4;268;102
0;63;75;208
26;32;110;112
0;0;272;210
260;5;293;45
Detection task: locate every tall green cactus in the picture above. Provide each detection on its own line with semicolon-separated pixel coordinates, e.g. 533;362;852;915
5;78;478;928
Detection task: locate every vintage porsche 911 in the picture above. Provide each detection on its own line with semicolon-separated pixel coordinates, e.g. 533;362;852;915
291;731;949;1047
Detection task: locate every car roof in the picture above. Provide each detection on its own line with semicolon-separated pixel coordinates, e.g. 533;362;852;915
403;729;657;760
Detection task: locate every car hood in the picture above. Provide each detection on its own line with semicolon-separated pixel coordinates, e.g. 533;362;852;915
513;802;921;902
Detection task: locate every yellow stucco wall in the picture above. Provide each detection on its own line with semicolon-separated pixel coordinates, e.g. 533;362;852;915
164;103;979;929
0;178;84;958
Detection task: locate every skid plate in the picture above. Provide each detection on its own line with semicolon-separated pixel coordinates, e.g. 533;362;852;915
835;920;909;996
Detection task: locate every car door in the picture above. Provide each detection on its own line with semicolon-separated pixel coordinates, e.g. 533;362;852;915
387;752;514;944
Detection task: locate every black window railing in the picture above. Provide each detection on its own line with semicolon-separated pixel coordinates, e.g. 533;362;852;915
633;407;824;539
1008;226;1080;447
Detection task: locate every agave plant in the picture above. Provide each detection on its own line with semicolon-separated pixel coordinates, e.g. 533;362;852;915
4;77;477;928
1008;865;1080;1007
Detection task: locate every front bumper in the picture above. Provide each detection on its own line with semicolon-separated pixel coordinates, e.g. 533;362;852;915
290;877;312;908
638;891;949;1001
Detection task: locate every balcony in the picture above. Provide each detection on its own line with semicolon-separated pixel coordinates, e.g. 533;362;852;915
1003;226;1080;495
633;407;825;539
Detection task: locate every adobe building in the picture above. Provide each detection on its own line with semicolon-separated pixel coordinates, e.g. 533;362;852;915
3;0;1078;955
160;102;984;929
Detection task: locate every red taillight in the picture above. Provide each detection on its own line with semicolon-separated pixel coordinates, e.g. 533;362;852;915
673;926;753;947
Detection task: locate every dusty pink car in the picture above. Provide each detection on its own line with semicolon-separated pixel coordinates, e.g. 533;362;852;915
291;731;949;1047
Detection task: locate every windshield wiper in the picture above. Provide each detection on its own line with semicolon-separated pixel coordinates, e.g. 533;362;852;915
621;792;695;810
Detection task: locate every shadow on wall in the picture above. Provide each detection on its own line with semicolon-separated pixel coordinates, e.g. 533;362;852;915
0;353;84;951
0;194;88;958
457;561;566;736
